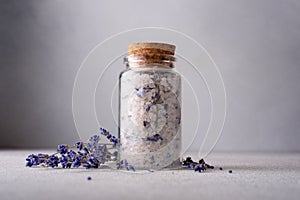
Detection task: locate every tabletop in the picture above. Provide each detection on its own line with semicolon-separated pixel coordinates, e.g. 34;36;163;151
0;150;299;200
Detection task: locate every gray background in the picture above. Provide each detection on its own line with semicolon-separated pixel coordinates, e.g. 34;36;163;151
0;0;299;152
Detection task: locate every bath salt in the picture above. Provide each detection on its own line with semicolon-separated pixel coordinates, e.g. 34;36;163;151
119;42;182;169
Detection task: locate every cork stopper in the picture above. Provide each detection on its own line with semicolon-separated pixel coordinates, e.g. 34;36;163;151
126;42;176;68
128;42;175;55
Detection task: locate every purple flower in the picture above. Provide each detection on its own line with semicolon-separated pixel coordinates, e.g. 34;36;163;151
99;127;119;146
73;157;81;168
26;154;38;167
25;127;129;170
89;135;100;144
67;150;77;160
56;144;68;154
116;162;121;169
75;142;84;150
126;165;135;172
46;155;59;168
60;155;69;168
88;155;99;168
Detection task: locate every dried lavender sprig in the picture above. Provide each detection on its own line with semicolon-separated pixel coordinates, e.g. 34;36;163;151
26;143;101;169
99;127;119;146
25;127;121;169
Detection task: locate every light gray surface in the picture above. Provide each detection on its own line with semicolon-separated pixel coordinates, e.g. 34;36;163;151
0;0;300;152
0;150;299;200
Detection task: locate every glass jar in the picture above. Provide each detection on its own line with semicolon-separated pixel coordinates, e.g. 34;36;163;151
119;42;181;170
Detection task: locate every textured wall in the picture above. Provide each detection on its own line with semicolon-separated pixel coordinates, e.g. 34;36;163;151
0;0;299;152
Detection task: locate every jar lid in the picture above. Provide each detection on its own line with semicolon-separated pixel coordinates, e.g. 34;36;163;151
128;42;176;55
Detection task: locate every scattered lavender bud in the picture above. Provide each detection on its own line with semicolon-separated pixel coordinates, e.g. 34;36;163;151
126;165;135;172
147;169;154;173
229;170;233;173
219;167;223;170
182;157;215;173
116;162;121;170
194;165;201;172
87;176;92;180
123;159;128;167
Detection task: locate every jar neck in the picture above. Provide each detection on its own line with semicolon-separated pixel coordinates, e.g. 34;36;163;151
124;53;176;69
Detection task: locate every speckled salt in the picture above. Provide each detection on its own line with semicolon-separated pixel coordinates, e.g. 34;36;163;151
119;42;182;170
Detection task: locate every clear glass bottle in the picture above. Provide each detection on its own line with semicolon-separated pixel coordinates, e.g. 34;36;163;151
119;42;181;170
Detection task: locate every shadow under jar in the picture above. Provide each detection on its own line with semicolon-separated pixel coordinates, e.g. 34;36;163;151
119;42;182;170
